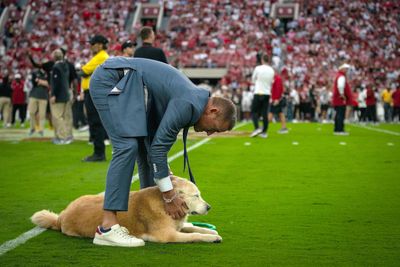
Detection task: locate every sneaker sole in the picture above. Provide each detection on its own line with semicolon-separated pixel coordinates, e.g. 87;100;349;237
93;238;145;247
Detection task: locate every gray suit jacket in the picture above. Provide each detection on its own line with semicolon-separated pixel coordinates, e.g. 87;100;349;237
94;57;210;179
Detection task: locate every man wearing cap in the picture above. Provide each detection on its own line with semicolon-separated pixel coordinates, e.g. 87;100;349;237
332;63;352;135
89;57;237;247
80;34;109;161
121;40;135;57
134;26;168;64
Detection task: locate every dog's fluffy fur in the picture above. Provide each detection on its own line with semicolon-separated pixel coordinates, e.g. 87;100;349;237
31;177;222;243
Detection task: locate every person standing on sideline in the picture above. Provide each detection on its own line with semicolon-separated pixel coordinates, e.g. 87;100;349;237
358;86;368;123
89;57;237;247
332;63;352;135
79;35;109;161
50;49;71;144
391;86;400;122
121;40;135;57
134;26;168;64
250;53;274;138
28;68;49;136
0;74;12;128
380;86;392;122
269;71;288;133
366;86;377;123
11;73;27;127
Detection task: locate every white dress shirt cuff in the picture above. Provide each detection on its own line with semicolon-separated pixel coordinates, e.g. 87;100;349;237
154;176;173;192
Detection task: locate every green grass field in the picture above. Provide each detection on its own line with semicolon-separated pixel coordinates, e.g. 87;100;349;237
0;122;399;266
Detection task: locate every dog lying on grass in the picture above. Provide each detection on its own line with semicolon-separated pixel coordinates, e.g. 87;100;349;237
31;176;222;243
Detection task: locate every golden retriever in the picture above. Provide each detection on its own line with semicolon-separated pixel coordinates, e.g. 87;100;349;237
31;176;222;243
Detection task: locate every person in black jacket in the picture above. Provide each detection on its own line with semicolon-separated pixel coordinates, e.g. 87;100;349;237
134;26;168;64
0;74;12;128
49;49;72;145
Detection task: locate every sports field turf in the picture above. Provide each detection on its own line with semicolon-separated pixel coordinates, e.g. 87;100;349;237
0;122;399;266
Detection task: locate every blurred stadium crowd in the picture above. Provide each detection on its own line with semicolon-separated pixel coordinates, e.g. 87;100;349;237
0;0;400;136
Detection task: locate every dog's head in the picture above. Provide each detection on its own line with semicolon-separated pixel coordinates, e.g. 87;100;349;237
172;176;211;215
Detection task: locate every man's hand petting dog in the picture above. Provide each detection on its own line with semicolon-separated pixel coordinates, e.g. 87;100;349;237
163;189;188;219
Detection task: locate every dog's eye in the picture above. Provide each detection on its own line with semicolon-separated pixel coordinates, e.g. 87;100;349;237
193;194;199;198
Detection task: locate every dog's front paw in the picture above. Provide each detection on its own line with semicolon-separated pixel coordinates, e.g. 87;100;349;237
213;235;222;243
209;230;218;235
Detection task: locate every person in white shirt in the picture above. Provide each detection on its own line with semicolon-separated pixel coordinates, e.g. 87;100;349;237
250;54;275;138
358;86;367;122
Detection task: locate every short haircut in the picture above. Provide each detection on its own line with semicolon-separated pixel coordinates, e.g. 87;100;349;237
211;96;237;130
52;49;64;61
140;26;154;40
262;54;269;63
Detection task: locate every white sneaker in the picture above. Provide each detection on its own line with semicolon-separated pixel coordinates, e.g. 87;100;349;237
93;224;145;247
259;133;268;138
278;128;289;134
250;128;263;137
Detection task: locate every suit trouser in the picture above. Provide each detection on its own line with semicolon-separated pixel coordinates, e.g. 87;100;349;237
28;97;47;132
334;106;346;132
84;90;106;157
89;69;155;211
0;97;12;124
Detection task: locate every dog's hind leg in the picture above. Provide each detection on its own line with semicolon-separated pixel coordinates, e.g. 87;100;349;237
181;223;218;235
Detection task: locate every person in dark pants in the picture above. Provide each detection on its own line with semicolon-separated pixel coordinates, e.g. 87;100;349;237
11;73;27;127
79;35;109;162
250;54;274;138
332;63;352;135
134;26;168;64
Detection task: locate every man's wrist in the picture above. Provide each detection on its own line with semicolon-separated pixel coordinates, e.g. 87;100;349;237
154;176;173;192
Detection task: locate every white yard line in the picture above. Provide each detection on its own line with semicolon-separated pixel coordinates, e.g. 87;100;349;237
0;227;46;256
0;121;248;256
350;124;400;136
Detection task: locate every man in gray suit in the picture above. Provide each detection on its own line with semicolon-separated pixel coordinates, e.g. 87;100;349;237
89;57;236;247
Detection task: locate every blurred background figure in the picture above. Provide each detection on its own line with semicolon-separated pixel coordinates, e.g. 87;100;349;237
134;26;168;64
11;73;27;127
121;40;136;57
49;49;72;145
28;68;49;136
332;64;352;136
80;35;109;162
0;73;12;128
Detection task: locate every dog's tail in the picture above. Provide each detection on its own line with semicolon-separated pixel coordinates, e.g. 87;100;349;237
31;210;61;231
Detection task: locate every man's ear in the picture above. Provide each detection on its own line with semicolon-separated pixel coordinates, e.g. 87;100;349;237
209;107;219;114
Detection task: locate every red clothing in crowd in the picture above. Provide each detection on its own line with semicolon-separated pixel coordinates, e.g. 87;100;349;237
332;70;352;107
271;74;283;101
11;79;26;104
392;89;400;107
351;91;359;107
366;88;376;106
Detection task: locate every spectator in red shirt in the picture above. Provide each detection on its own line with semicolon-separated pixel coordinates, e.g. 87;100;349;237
269;72;288;133
11;73;27;127
391;86;400;122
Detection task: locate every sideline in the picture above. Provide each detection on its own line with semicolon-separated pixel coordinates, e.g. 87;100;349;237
350;124;400;136
0;121;248;256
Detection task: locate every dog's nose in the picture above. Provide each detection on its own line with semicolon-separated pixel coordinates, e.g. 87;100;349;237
206;205;211;211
